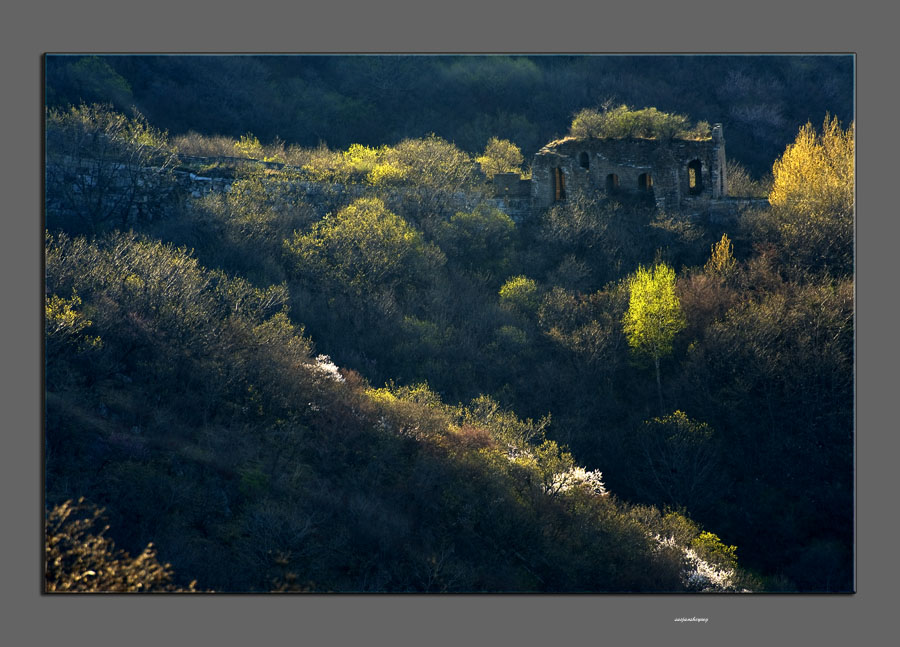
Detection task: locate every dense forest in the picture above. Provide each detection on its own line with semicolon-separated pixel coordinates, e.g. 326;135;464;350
44;55;854;593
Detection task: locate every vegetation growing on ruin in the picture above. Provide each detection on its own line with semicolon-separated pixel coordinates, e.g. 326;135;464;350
569;104;712;141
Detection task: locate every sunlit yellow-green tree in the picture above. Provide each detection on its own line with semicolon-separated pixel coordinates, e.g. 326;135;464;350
284;197;443;297
623;263;686;411
499;275;540;315
768;115;854;274
476;137;524;179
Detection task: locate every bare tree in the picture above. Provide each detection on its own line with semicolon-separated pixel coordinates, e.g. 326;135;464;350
46;104;179;233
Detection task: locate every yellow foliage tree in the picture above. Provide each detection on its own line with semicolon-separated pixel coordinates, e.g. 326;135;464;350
704;233;737;279
46;499;195;592
768;116;854;274
499;275;539;314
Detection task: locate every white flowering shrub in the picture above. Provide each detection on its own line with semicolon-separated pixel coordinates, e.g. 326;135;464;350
652;534;747;592
549;466;608;497
313;354;344;383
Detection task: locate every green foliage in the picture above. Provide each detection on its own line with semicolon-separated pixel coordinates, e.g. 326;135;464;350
188;166;313;282
45;292;100;349
45;55;853;179
623;262;686;410
45;290;103;388
435;205;516;276
295;136;475;223
45;230;308;419
299;144;351;183
42;71;853;591
234;132;264;159
341;143;380;180
459;393;549;448
46;56;134;111
691;532;738;571
476;137;524;179
380;135;474;194
569;104;710;141
299;142;382;184
44;218;763;593
46;498;195;592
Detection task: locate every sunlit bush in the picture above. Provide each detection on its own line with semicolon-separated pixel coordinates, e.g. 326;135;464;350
570;104;710;141
46;498;195;592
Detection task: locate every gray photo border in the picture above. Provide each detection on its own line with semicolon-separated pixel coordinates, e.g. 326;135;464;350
5;1;893;645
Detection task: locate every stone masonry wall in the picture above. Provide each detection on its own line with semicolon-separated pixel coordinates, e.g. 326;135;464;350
46;157;488;228
48;131;742;231
531;128;727;215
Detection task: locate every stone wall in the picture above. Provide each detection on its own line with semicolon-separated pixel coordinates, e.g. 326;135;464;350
489;172;533;221
46;157;488;228
45;158;186;227
48;133;747;231
530;127;727;215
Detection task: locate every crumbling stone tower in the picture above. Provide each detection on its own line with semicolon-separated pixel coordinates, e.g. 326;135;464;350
530;123;727;215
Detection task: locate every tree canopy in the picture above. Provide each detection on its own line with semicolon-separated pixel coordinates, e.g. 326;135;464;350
767;116;854;275
284;197;443;297
476;137;525;179
623;263;685;361
623;262;686;409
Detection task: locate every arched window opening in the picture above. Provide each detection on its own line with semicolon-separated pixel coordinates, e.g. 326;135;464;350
606;173;619;195
638;173;653;190
688;160;703;195
553;167;566;202
579;152;590;170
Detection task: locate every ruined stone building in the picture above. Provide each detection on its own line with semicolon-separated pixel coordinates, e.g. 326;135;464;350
492;124;739;220
50;123;753;230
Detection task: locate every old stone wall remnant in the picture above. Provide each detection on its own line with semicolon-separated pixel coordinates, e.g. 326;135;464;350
529;123;728;215
50;124;759;230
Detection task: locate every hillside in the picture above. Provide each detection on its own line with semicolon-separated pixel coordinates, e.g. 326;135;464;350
45;228;754;592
